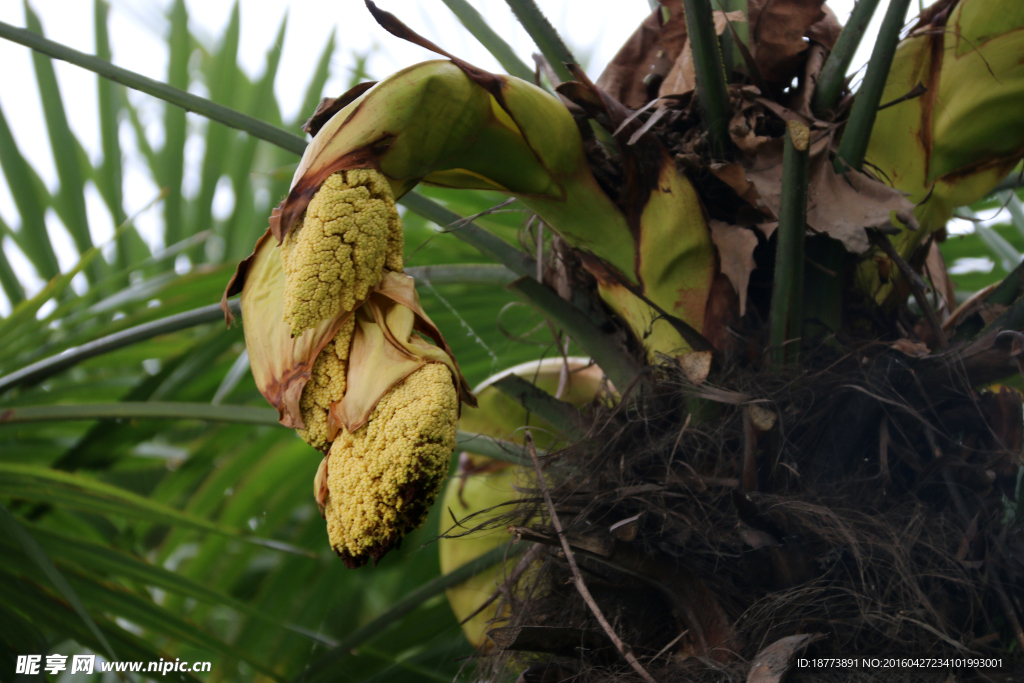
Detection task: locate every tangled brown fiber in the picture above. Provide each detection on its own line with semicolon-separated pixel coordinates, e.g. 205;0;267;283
469;347;1024;682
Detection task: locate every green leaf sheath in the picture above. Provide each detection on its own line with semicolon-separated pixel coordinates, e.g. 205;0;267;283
835;0;913;173
769;122;810;367
682;0;732;158
812;0;883;117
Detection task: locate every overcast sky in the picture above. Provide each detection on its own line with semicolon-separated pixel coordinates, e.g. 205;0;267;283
0;0;914;310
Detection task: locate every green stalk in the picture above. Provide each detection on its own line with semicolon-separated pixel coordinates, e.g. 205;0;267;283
0;399;530;464
0;21;307;156
0;402;279;425
440;0;534;81
0;18;641;392
396;192;536;277
0;302;237;395
717;0;749;77
1;12;517;261
0;22;551;297
405;263;517;286
295;543;524;683
492;374;585;440
769;122;810;367
504;0;576;83
0;265;516;395
510;277;643;391
812;0;884;118
682;0;732;157
834;0;913;173
455;431;541;465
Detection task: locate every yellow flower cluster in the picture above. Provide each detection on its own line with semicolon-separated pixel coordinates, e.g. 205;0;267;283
324;362;458;567
295;318;355;451
280;169;403;337
283;170;405;450
266;168;462;566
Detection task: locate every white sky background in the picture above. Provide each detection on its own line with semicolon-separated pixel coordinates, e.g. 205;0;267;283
0;0;973;312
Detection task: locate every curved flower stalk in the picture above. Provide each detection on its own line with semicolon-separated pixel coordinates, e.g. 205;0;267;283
440;358;607;647
859;0;1024;299
223;168;474;567
270;2;717;361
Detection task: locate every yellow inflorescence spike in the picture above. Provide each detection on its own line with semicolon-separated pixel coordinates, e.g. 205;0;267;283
324;362;458;567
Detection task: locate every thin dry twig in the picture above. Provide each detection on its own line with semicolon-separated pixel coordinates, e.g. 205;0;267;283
525;432;657;683
665;413;692;485
651;630;687;661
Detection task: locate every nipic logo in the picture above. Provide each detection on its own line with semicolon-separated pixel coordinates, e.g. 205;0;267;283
16;654;211;675
16;654;94;675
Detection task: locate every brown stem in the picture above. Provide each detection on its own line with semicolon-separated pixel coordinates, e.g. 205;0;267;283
870;231;948;349
525;433;657;683
991;571;1024;651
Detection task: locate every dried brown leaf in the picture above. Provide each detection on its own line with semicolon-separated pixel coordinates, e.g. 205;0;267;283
743;137;813;218
756;96;812;125
746;403;777;431
943;282;999;331
659;38;696;97
748;0;827;82
806;163;917;253
596;0;687;109
330;271;474;434
745;136;916;253
710;220;759;316
711;163;764;206
679;350;713;384
302;81;377;137
806;4;842;49
791;43;826;119
659;11;746;98
757;221;779;239
979;303;1009;325
924;239;957;320
891;339;931;357
728;109;770;154
747;634;825;682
